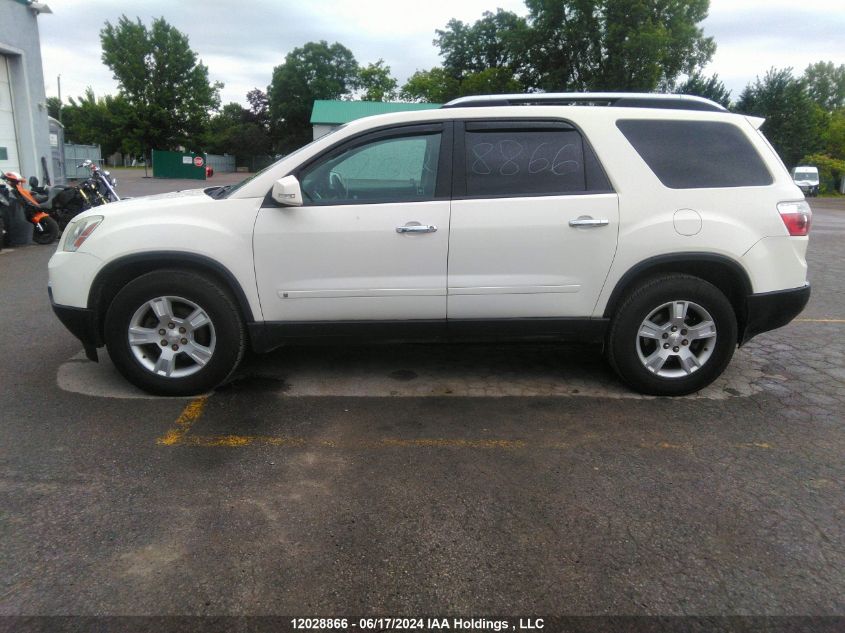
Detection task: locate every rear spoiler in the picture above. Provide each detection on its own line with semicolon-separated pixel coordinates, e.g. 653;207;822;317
745;115;765;130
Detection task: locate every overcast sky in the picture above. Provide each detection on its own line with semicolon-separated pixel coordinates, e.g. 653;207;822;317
37;0;845;107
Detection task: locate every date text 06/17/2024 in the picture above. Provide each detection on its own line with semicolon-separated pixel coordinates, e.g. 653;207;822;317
289;617;545;630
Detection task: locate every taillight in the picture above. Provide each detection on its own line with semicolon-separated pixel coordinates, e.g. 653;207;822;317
777;200;812;236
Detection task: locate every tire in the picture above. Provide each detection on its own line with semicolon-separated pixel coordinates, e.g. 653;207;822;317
104;270;246;396
606;274;737;396
32;216;59;245
0;217;5;251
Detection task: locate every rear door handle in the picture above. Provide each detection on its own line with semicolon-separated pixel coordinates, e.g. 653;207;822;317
396;224;437;234
569;216;609;228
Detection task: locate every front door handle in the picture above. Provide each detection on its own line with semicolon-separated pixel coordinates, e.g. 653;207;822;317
396;224;437;234
569;216;609;228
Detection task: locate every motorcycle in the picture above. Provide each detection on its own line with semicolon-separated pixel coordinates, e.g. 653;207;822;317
78;159;120;204
26;160;121;231
1;171;60;245
28;175;93;231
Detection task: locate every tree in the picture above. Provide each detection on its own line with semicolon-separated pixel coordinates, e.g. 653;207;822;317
268;41;358;152
246;88;270;128
674;72;731;108
416;9;530;101
822;108;845;159
100;16;222;156
357;59;398;101
803;61;845;111
435;10;530;82
202;102;271;161
736;68;824;168
504;0;714;92
424;1;715;95
400;67;461;103
59;88;137;157
458;67;523;96
46;96;62;121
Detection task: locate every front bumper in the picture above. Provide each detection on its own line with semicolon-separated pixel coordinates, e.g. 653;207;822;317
50;287;100;361
741;284;811;345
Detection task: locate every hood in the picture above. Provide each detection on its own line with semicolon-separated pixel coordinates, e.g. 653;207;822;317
74;187;212;221
115;187;211;206
119;187;210;203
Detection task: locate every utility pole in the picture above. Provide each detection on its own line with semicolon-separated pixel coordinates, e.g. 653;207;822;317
57;74;62;124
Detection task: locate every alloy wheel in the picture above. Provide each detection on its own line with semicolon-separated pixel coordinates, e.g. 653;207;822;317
635;300;717;379
127;295;216;378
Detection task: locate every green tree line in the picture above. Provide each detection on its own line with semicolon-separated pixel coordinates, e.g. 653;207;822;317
49;4;845;190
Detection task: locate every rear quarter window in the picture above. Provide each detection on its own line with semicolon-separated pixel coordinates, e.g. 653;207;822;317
616;119;773;189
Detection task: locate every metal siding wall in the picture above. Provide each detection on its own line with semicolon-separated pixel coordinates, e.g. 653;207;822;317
63;143;102;180
206;154;236;173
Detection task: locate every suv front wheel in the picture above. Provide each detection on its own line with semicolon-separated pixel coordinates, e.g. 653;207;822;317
607;274;737;396
104;270;246;396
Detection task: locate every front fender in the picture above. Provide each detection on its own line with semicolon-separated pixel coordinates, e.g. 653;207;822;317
77;196;264;321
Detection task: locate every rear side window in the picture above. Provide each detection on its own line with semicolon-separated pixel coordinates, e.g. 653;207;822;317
616;120;773;189
462;124;611;197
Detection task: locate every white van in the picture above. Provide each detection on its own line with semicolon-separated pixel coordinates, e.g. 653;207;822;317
791;165;819;197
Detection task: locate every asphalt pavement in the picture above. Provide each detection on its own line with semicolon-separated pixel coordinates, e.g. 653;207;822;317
0;188;842;626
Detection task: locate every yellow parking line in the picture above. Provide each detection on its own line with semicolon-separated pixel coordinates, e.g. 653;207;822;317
379;438;525;449
166;434;527;449
155;396;208;446
153;398;774;452
794;318;845;323
738;442;773;449
179;434;307;448
159;435;774;451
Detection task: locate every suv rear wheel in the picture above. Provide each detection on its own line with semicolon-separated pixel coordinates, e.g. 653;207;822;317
104;270;246;396
607;274;737;396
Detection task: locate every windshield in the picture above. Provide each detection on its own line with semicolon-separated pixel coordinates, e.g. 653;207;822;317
794;171;818;181
218;124;349;199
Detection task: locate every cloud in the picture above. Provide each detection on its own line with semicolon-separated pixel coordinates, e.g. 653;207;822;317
37;0;845;106
38;0;525;104
701;0;845;96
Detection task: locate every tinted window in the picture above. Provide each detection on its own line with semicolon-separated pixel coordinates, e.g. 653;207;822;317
464;129;590;197
300;133;441;204
616;119;772;189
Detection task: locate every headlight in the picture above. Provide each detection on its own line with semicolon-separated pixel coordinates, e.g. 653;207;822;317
63;215;104;252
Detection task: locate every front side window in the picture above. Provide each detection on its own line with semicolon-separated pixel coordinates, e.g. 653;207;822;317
464;129;589;197
300;133;441;205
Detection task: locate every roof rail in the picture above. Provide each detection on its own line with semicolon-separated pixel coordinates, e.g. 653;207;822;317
442;92;727;113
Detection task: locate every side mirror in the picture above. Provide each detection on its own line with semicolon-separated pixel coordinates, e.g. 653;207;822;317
271;175;303;207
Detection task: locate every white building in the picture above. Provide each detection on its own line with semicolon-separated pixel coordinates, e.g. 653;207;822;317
0;0;52;181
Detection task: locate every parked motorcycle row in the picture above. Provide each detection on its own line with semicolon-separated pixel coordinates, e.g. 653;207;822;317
0;160;120;251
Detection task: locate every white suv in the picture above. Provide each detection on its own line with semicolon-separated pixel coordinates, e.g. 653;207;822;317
48;93;811;396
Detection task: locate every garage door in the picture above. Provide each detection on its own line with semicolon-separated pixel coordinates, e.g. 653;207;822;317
0;56;21;175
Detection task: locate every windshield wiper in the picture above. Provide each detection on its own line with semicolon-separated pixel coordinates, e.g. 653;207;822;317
208;184;233;199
